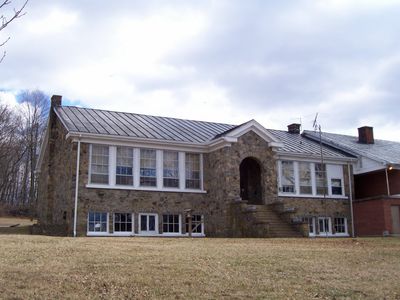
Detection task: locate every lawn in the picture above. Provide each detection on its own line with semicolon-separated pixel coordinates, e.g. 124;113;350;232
0;236;399;299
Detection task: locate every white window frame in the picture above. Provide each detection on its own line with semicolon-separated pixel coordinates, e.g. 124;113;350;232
333;217;349;236
138;213;159;235
87;144;205;193
89;144;110;185
278;160;347;199
163;151;180;189
113;213;134;236
87;212;109;236
185;214;205;236
162;214;182;235
317;217;332;236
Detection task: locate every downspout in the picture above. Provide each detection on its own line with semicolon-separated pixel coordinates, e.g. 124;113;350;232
385;167;391;196
348;163;355;237
73;138;81;237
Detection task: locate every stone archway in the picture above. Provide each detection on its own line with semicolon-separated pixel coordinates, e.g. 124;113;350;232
240;157;262;204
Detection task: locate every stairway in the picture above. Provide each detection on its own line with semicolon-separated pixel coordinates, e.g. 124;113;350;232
243;204;303;237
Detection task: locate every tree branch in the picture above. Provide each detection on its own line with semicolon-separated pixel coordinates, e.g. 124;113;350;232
0;0;28;32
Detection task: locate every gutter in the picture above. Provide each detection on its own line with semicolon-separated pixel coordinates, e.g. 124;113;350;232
73;137;81;237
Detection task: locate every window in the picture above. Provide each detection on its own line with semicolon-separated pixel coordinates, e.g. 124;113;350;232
140;149;157;187
88;212;108;233
318;217;331;235
331;179;343;195
114;213;133;233
186;214;203;234
185;153;200;189
299;162;312;194
315;163;328;196
139;213;158;234
162;214;181;234
334;217;347;234
90;145;109;184
280;161;295;193
116;147;133;185
163;151;179;188
302;217;315;236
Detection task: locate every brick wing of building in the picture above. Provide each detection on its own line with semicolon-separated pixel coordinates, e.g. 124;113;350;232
35;95;357;237
304;128;400;236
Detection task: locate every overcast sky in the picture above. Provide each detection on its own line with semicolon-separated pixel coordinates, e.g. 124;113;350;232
1;0;400;141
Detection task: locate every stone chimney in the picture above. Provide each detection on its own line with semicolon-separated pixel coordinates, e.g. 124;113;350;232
358;126;374;144
51;95;62;108
287;123;301;134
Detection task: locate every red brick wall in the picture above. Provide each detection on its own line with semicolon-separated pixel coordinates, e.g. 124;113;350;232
389;170;400;195
354;197;400;236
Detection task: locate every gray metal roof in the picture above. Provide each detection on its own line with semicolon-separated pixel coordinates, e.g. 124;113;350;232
268;129;353;159
56;106;236;143
303;130;400;165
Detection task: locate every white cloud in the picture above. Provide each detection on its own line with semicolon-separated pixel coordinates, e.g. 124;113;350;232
26;8;78;35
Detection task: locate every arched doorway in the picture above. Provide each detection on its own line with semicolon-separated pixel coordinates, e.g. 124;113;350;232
240;157;262;204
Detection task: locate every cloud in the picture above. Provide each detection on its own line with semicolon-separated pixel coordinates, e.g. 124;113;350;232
0;0;400;141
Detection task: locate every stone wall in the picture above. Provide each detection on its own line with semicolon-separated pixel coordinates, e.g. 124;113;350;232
36;113;75;235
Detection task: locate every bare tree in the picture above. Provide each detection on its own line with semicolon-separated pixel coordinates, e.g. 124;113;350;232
19;90;49;206
0;0;29;63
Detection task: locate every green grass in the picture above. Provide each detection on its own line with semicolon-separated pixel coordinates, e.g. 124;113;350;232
0;236;399;299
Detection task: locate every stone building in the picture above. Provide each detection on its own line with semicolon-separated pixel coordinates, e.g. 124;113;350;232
36;95;355;237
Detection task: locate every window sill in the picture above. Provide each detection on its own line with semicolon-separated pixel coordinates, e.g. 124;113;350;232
86;232;206;237
309;233;349;237
86;184;207;194
278;193;348;200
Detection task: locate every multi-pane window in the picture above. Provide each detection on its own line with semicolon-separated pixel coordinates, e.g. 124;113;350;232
315;163;328;196
90;145;109;184
331;179;343;195
116;147;133;185
114;213;132;232
302;217;315;235
280;161;295;193
140;214;157;233
163;151;179;188
140;149;157;187
162;214;180;233
185;153;200;189
299;162;312;194
185;214;203;234
88;212;108;232
334;217;346;233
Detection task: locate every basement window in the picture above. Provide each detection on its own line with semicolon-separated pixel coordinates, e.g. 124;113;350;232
162;214;181;234
185;214;204;235
113;213;133;233
88;212;108;233
333;217;347;234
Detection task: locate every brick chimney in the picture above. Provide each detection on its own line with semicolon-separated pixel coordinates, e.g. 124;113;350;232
358;126;374;144
51;95;62;108
287;123;301;134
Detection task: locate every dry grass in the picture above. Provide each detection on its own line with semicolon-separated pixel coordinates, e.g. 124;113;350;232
0;217;36;234
0;236;399;299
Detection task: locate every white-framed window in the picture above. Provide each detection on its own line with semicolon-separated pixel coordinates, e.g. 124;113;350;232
185;153;200;189
186;214;204;235
87;144;204;192
90;145;109;184
87;212;108;234
333;217;348;235
162;214;181;234
318;217;331;236
280;161;295;193
116;147;133;186
315;163;328;196
113;213;133;233
278;161;345;198
163;151;179;188
139;213;158;235
331;179;343;195
299;162;312;195
140;149;157;187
